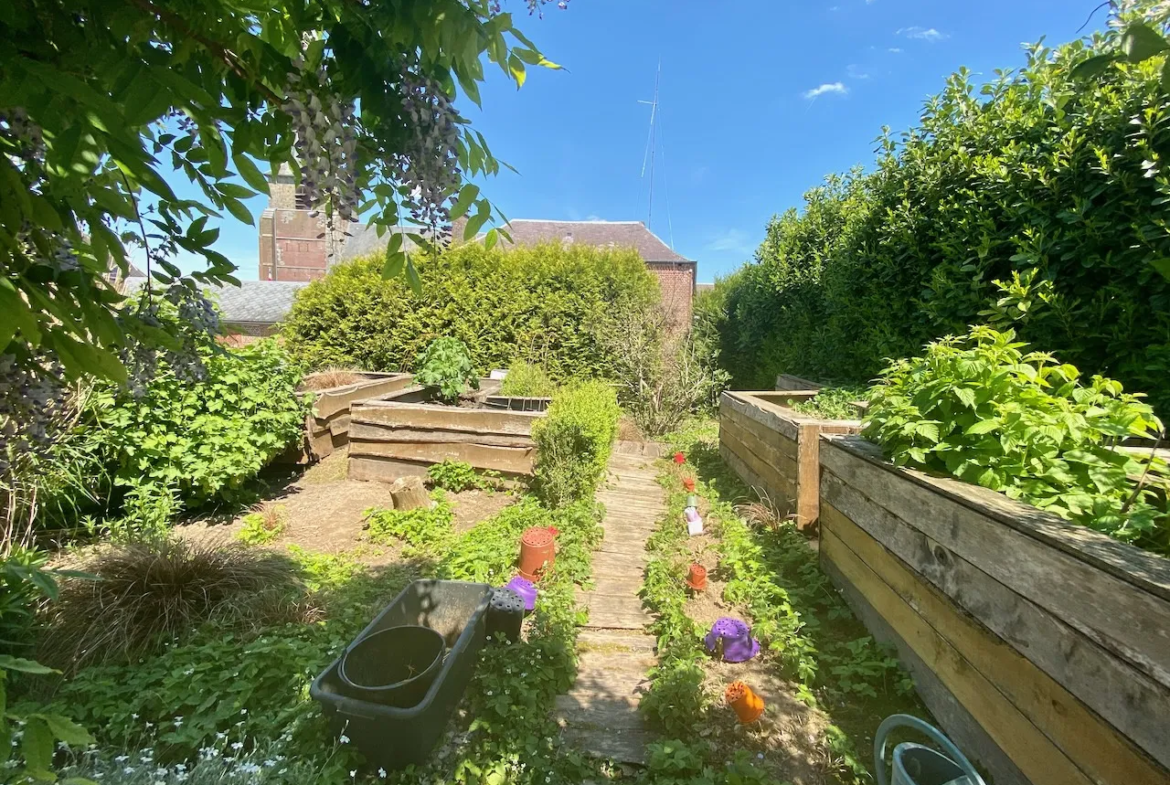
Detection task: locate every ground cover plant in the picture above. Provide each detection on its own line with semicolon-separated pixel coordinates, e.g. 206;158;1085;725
785;387;867;421
427;459;500;493
283;243;659;380
713;7;1170;417
639;421;923;784
863;325;1170;553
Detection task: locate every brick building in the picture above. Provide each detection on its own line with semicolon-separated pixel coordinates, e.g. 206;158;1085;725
259;172;698;327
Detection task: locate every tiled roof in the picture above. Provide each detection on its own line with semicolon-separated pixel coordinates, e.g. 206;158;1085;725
124;277;308;325
338;219;691;264
501;220;690;263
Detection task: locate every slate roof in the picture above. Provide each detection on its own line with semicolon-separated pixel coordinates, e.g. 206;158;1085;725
124;277;308;325
338;219;691;264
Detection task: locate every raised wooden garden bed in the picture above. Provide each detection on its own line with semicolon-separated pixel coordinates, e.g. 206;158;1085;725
718;390;861;530
302;372;414;460
774;373;822;391
348;381;546;482
818;434;1170;785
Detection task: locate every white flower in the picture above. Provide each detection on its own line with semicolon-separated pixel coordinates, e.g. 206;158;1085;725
263;759;276;767
154;780;165;785
240;709;248;715
123;767;135;775
486;691;493;696
339;734;350;744
115;756;129;763
131;714;139;720
231;742;243;751
174;717;184;726
378;768;387;778
350;770;357;778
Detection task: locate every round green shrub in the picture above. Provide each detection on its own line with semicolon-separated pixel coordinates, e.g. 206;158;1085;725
282;241;659;380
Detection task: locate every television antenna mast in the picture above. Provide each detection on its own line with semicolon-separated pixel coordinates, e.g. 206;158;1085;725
638;59;674;249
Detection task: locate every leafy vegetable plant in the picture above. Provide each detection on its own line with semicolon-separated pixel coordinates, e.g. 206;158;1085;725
787;386;867;420
427;459;498;493
414;337;478;404
863;326;1169;551
237;505;287;546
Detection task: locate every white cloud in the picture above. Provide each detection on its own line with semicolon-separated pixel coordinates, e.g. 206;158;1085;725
585;214;603;222
896;26;948;42
704;229;754;256
846;64;870;80
888;47;903;54
802;82;848;99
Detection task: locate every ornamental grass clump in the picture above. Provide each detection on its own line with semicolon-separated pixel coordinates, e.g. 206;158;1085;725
863;326;1169;552
40;538;309;672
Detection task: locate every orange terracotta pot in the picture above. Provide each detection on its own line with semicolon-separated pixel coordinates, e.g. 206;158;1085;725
682;477;696;492
685;564;707;591
673;452;686;465
518;527;556;581
724;681;765;724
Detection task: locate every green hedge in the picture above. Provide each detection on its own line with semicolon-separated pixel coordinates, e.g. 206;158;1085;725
283;242;659;380
716;27;1170;416
532;381;621;507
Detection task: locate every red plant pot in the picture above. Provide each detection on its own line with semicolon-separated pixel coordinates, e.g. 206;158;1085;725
518;527;556;581
673;452;686;465
685;564;708;592
682;477;696;492
724;681;765;724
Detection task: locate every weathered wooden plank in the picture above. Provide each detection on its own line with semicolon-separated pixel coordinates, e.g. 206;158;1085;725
351;401;544;435
327;412;351;437
719;424;796;504
349;439;533;474
823;503;1168;785
820;556;1030;785
311;374;413;419
721;391;801;442
796;422;820;530
820;525;1094;785
719;443;792;512
821;437;1170;690
720;414;800;476
825;436;1170;602
348;422;534;448
822;471;1170;770
721;399;800;459
775;374;823;391
348;455;429;482
308;427;334;460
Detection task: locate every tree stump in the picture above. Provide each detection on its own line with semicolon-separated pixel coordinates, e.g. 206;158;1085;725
389;475;431;510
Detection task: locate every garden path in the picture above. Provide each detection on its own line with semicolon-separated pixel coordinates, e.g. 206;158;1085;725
555;449;665;764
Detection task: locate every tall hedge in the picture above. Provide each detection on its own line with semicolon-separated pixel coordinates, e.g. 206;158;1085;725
283;242;659;380
718;30;1170;415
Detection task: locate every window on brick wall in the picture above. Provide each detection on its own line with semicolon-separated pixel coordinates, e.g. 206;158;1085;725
294;186;312;210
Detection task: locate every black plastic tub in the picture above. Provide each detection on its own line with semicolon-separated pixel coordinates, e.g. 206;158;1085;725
339;625;445;708
310;580;491;770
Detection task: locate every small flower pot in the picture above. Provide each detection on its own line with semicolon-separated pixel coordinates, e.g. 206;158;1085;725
685;564;708;592
682;477;696;492
518;527;556;581
486;587;525;643
725;681;765;724
686;494;698;508
705;617;760;663
673;452;686;465
504;575;538;612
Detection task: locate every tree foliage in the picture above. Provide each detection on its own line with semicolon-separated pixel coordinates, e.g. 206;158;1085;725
717;21;1170;416
0;0;560;459
283;242;660;380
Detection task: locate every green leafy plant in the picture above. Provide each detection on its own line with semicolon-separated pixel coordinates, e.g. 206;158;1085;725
787;386;867;420
282;243;659;380
365;497;455;559
414;337;478;403
714;14;1170;418
427;459;498;492
532;382;622;507
499;361;557;398
237;504;287;546
863;326;1169;551
75;339;306;536
1;655;94;785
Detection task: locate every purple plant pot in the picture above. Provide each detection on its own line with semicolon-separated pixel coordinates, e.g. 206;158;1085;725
705;617;760;663
504;575;538;612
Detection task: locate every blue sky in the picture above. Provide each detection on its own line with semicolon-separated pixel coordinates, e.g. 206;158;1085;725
164;0;1103;283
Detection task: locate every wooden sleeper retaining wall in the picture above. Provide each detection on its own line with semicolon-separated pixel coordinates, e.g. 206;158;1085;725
718;391;860;529
300;372;414;461
818;434;1170;785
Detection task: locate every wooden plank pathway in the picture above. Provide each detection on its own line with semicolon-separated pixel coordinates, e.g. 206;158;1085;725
555;450;665;764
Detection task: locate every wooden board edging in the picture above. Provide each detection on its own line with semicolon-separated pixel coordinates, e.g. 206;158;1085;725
823;503;1168;785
